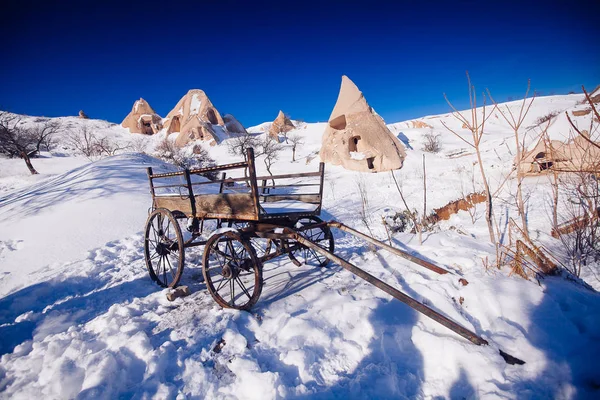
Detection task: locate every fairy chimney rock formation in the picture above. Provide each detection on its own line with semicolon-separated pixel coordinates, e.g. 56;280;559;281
269;110;295;138
223;114;247;134
121;98;163;135
164;89;228;146
320;76;406;172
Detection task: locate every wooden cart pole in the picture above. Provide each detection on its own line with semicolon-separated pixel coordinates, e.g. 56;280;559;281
328;221;450;275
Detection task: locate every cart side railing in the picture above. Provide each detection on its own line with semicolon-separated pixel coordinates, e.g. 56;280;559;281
219;162;325;217
146;148;262;220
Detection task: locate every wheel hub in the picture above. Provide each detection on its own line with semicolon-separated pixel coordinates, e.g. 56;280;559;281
156;242;171;256
222;262;241;280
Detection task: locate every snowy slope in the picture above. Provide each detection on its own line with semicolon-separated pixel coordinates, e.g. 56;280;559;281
1;94;599;399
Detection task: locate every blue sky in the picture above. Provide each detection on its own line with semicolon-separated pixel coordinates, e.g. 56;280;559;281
1;0;598;127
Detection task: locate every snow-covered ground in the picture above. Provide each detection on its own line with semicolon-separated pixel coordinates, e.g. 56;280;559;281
1;94;599;399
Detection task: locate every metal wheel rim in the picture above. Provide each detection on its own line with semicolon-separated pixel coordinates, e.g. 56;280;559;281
144;209;185;288
291;216;334;267
202;231;263;310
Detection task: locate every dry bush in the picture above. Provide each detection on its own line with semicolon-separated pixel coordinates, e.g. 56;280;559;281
355;175;374;236
422;130;442;153
66;126;128;160
153;138;216;177
534;111;559;126
556;172;600;277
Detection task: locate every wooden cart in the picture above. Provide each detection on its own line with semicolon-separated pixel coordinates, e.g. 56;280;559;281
143;147;523;364
145;148;332;310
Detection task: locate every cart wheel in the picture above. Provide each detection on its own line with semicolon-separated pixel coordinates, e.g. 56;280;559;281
202;231;263;310
144;208;185;288
290;216;334;267
228;221;272;258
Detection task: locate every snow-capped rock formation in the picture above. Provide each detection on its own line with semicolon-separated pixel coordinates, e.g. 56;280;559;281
121;98;163;135
320;75;406;172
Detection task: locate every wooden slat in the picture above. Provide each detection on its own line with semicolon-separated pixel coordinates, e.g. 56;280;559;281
150;160;248;179
260;194;322;203
154;193;259;220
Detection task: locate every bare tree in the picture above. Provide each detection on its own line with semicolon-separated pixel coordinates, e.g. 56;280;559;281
66;126;128;160
66;125;99;159
442;72;497;245
488;81;536;241
30;120;61;153
227;132;259;160
288;133;304;162
258;135;282;182
0;112;40;174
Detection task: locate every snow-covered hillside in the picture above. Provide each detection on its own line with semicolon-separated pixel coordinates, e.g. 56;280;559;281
1;93;599;399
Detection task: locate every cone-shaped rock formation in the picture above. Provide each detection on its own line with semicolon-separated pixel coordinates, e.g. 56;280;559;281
320;76;406;172
121;98;163;135
269;110;295;138
163;89;227;146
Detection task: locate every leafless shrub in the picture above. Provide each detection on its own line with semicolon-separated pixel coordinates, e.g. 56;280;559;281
422;130;442;153
556;172;600;277
66;126;129;160
128;135;149;153
356;175;374;236
153;138;216;176
534;111;559;126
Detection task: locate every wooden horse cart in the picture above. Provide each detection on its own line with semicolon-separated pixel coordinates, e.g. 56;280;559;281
144;148;523;364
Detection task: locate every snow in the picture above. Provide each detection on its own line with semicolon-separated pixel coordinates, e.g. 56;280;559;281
190;94;201;115
1;94;599;398
349;151;366;160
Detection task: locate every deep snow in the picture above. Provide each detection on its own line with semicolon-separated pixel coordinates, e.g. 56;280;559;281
1;93;599;399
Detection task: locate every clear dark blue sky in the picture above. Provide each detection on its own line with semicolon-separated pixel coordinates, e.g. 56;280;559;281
1;0;598;127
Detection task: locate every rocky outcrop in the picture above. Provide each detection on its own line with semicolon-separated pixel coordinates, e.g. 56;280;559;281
320;76;406;172
268;110;295;138
163;89;228;146
79;110;89;119
121;98;163;135
223;114;247;134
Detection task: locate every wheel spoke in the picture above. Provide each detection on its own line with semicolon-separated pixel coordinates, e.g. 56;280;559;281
230;278;235;305
236;276;252;299
165;254;176;278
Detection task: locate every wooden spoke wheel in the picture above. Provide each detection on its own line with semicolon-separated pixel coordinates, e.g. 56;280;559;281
228;221;272;258
144;208;185;288
290;216;334;267
202;231;263;310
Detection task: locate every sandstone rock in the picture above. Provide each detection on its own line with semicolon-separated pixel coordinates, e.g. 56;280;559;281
121;98;163;135
163;89;227;146
320;76;406;172
166;285;191;301
410;120;433;129
268;110;295;138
